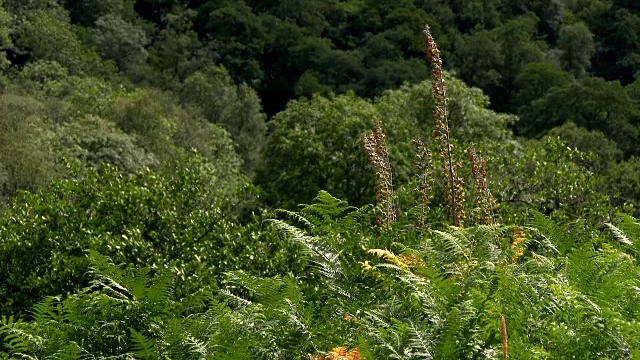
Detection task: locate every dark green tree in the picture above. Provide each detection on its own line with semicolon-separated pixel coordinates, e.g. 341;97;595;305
518;77;639;155
147;8;210;86
513;62;573;109
197;0;266;83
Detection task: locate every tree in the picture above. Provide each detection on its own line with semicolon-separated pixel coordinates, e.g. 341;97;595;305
147;8;210;86
513;62;573;108
92;14;149;75
0;153;251;315
56;115;158;173
604;156;640;214
0;93;58;198
547;121;623;170
493;16;546;111
65;0;137;26
197;1;266;83
0;0;10;71
104;88;180;163
558;22;596;77
256;92;378;208
453;29;503;97
180;66;266;175
258;75;516;209
487;137;610;223
13;8;116;77
517;77;639;154
448;0;502;31
591;8;640;83
376;74;516;147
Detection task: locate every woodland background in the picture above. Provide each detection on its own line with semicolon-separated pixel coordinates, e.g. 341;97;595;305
2;0;640;359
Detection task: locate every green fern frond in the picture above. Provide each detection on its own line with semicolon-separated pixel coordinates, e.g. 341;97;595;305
266;218;350;297
30;296;62;324
605;222;640;265
609;213;640;253
49;342;89;360
526;211;569;254
181;334;209;358
431;228;472;264
302;191;356;221
342;204;374;226
274;209;312;229
407;320;433;360
433;299;477;359
606;222;634;247
0;316;42;354
129;328;157;360
219;289;252;308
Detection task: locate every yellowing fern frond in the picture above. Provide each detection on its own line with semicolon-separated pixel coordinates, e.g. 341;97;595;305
309;346;360;360
367;249;408;269
367;249;428;271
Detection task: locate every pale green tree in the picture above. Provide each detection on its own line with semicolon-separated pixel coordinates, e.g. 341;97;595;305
558;22;596;77
180;66;266;175
0;93;58;198
256;92;378;208
14;8;115;76
105;88;177;162
92;14;149;74
0;0;10;71
56;115;158;173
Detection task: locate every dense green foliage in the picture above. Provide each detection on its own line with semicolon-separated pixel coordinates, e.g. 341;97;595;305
3;0;640;358
3;191;640;358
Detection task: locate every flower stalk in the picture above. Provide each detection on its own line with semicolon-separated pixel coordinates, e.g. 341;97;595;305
423;24;465;227
363;121;396;227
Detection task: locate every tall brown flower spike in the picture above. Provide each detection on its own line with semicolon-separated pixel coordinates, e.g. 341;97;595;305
363;121;396;227
465;147;496;225
423;24;465;227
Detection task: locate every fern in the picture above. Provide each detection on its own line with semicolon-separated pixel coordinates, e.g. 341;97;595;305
129;328;157;360
266;218;350;298
406;320;433;360
0;316;42;355
526;210;568;255
606;222;634;247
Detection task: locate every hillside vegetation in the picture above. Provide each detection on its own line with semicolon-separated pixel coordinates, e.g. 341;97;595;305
2;0;640;359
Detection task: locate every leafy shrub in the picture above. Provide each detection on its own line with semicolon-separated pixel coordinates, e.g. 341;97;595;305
0;153;255;315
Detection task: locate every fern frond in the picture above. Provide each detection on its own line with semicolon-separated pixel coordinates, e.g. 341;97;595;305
300;191;357;226
433;299;477;359
0;316;42;354
432;229;471;263
30;296;62;324
129;328;157;360
407;320;433;360
219;289;252;308
606;222;635;247
274;209;312;229
266;218;350;297
49;342;90;360
526;211;567;254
